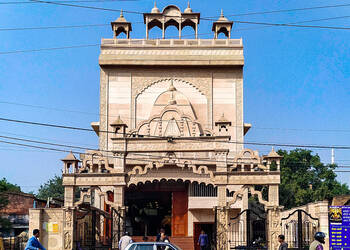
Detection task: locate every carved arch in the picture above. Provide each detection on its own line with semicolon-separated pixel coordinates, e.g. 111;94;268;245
227;185;269;207
136;78;206;98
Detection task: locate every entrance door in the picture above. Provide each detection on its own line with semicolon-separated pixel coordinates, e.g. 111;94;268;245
172;191;188;236
194;223;214;250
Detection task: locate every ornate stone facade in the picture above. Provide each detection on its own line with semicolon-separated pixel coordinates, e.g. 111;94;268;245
30;4;283;250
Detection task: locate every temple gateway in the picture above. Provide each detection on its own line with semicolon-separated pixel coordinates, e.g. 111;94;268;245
30;4;284;250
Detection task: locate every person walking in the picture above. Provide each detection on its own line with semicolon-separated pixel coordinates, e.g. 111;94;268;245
197;230;209;250
309;232;326;250
278;235;288;250
25;229;46;250
118;232;133;250
156;228;165;242
160;232;170;250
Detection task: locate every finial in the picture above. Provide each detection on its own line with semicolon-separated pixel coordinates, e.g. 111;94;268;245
168;79;177;91
220;9;224;17
187;1;190;8
120;9;124;18
154;0;157;8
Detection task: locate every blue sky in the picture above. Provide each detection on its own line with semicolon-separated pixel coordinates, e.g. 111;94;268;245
0;0;349;192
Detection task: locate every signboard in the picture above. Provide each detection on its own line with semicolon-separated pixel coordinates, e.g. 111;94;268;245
329;206;350;249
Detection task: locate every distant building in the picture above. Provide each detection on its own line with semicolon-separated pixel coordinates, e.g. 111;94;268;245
0;192;62;236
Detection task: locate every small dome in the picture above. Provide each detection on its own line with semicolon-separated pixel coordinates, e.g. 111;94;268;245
62;152;78;161
151;1;160;13
115;10;127;22
217;9;229;22
266;147;283;158
184;2;192;13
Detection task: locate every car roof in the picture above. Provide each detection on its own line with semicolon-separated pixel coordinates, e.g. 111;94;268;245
130;242;170;245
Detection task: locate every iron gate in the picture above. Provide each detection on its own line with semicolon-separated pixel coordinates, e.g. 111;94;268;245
75;205;113;250
227;209;267;249
281;209;319;250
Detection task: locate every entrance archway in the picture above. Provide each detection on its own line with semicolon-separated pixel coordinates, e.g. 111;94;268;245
125;179;188;237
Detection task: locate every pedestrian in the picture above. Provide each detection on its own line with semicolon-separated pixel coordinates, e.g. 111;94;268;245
309;232;326;250
197;230;209;250
118;232;133;250
156;228;165;242
160;232;170;250
25;229;46;250
278;235;288;250
143;236;149;242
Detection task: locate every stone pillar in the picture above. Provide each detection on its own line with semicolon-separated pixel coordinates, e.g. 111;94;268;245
179;20;182;39
315;201;330;249
215;150;229;249
63;208;75;250
268;184;279;207
266;206;283;250
216;206;229;250
112;186;125;249
64;186;75;207
29;209;42;240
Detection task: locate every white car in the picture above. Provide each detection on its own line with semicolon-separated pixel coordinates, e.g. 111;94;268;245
124;242;182;250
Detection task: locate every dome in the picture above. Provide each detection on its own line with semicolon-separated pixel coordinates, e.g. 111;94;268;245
115;10;127;22
151;1;160;13
184;2;192;13
217;9;229;22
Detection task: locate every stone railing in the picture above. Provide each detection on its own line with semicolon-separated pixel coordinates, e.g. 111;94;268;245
101;38;243;47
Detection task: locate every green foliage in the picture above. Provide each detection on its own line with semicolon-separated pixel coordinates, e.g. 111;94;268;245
36;175;64;200
0;178;21;231
0;178;21;210
278;149;350;209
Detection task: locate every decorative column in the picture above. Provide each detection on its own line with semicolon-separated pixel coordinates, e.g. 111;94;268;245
63;208;75;250
266;206;283;250
215;150;229;249
112;186;125;249
216;206;229;250
64;186;75;208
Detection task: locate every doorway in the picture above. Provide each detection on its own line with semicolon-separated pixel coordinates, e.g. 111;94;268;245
125;180;188;237
194;223;215;250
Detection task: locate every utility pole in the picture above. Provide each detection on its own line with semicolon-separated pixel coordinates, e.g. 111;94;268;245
331;148;335;164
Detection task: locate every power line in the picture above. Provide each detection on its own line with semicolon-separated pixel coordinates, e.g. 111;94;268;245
0;43;100;55
2;133;350;167
0;23;109;31
211;3;350;18
1;116;350;150
0;0;137;4
29;0;350;20
25;0;350;31
2;100;350;133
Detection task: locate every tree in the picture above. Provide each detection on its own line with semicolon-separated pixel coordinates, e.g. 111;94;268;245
36;175;64;200
0;178;21;231
278;149;350;209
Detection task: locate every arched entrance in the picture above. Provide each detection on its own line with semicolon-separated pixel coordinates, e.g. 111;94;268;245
125;179;188;237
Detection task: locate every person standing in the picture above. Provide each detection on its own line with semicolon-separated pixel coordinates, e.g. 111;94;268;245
118;232;133;250
310;232;326;250
197;230;209;250
278;235;288;250
25;229;46;250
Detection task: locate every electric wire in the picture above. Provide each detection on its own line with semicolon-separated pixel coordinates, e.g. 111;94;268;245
0;116;350;150
1;134;350;168
2;100;350;133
